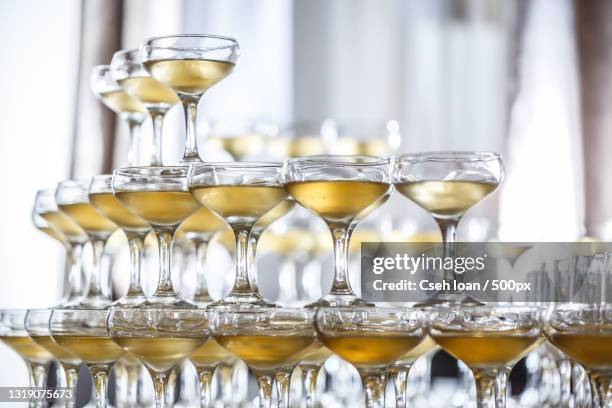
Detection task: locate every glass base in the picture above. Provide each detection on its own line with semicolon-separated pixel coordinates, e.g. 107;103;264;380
64;296;113;309
112;295;148;308
208;292;276;309
415;291;485;308
179;155;203;165
131;295;196;309
305;292;373;308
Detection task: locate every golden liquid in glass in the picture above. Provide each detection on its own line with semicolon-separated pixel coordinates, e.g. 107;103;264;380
53;335;124;365
322;335;424;368
58;203;117;236
115;191;201;227
99;89;147;115
118;76;179;108
190;186;288;222
549;332;612;375
0;336;53;365
189;338;235;368
179;206;227;235
144;59;235;95
432;332;541;369
40;210;87;243
286;180;390;223
30;335;80;366
114;337;205;373
216;335;314;372
396;180;497;217
89;192;150;232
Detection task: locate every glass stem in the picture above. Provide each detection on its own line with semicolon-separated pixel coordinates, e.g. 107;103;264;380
390;363;412;408
197;369;214;408
274;370;292;408
152;372;168;408
91;367;109;408
180;96;202;163
328;224;355;297
87;238;110;301
218;363;234;404
229;226;259;298
248;232;261;293
67;243;84;301
63;366;79;408
592;374;612;407
126;233;146;299
255;373;273;408
435;217;459;284
472;369;498;408
150;111;166;166
360;370;387;408
302;365;321;408
125;363;140;407
192;238;212;303
495;367;510;407
127;120;142;167
559;358;573;408
153;227;177;298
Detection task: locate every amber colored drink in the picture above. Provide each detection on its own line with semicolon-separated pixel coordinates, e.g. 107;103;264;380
114;337;205;373
286;180;390;223
144;59;235;95
115;191;201;227
396;180;497;217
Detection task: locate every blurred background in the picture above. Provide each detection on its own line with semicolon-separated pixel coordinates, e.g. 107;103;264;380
0;0;609;401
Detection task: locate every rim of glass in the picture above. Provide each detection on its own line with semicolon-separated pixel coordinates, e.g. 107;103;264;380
108;306;207;312
114;166;190;176
285;155;391;166
192;161;283;170
316;306;423;314
396;151;501;163
431;304;542;315
143;33;238;45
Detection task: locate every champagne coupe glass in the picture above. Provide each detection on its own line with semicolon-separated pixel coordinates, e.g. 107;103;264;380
178;208;232;408
430;305;543;408
113;166;201;307
141;34;240;164
91;65;148;166
316;306;427;408
189;162;288;307
211;307;316;408
111;49;180;166
25;309;81;407
284;155;393;306
34;189;88;306
50;308;124;408
89;174;150;305
546;304;612;406
89;174;151;406
0;309;53;407
108;307;209;408
393;152;503;304
56;180;118;308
